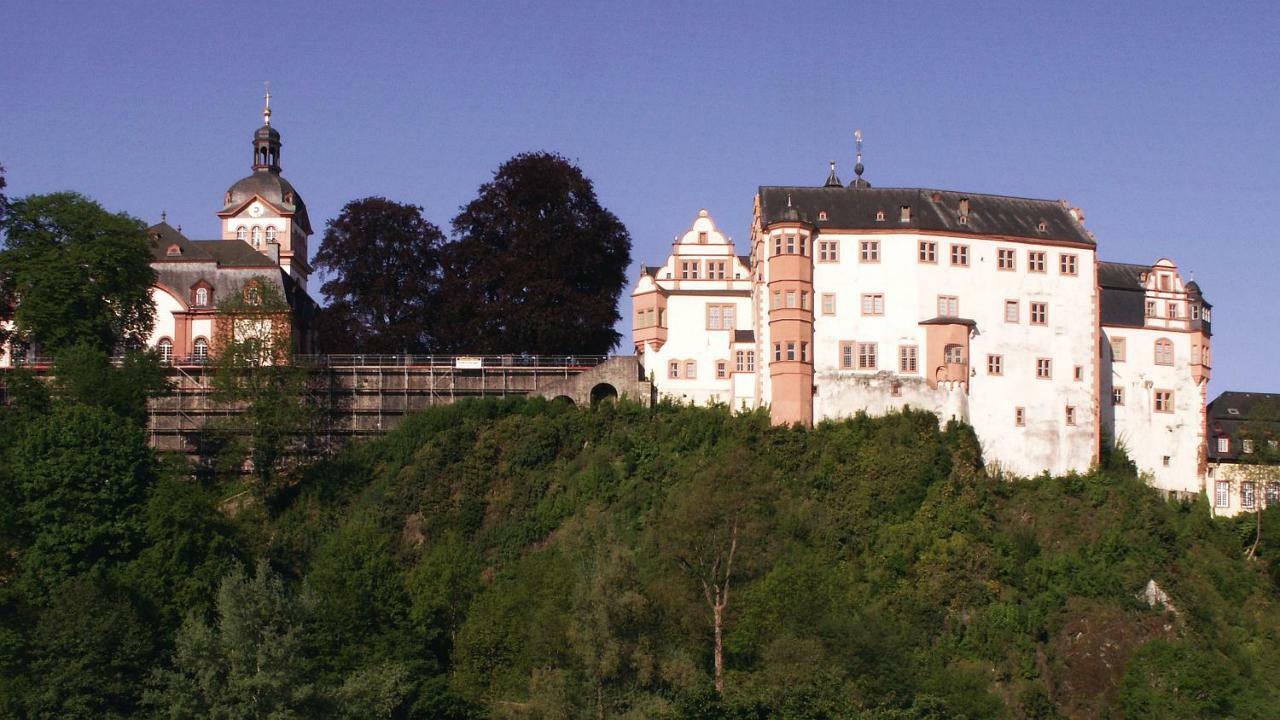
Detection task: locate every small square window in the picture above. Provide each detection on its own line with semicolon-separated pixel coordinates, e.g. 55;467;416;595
1030;301;1048;325
899;345;918;374
997;248;1016;270
1015;407;1026;427
1065;406;1076;426
1113;388;1125;405
1073;365;1083;381
860;240;880;262
1154;390;1173;413
918;241;937;263
950;244;969;267
821;293;836;315
1036;358;1052;379
1004;300;1019;323
1059;254;1078;275
986;354;1003;375
1028;251;1046;273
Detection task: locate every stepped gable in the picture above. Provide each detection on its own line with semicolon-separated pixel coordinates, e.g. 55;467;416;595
758;186;1094;245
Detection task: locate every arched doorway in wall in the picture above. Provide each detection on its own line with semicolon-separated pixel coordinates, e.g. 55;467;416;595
590;383;618;407
552;395;576;407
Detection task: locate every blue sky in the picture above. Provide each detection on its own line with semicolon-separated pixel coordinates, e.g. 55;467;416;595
2;1;1277;395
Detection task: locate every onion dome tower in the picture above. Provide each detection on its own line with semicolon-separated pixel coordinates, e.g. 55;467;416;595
217;86;313;285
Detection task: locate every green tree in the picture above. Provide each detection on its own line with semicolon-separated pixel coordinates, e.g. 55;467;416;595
652;455;776;696
0;192;155;354
147;559;320;719
435;152;632;355
1233;399;1280;559
313;196;446;353
11;403;155;592
208;277;320;505
23;576;157;719
49;341;169;424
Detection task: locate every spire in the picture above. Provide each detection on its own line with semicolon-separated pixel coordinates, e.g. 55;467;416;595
849;128;870;188
824;160;843;187
252;86;282;173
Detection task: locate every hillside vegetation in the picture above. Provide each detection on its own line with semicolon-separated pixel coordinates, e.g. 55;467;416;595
4;396;1280;719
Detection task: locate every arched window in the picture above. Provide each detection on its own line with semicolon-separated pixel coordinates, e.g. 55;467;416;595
236;226;247;242
193;338;209;362
158;338;173;364
1155;338;1174;366
251;226;262;247
265;226;277;243
195;287;209;307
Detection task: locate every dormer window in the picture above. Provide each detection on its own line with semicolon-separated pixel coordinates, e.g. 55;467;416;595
166;244;182;257
900;206;911;222
236;226;247;242
959;198;970;216
1037;221;1048;232
194;287;209;307
818;211;828;221
265;227;277;244
875;210;886;222
698;231;708;244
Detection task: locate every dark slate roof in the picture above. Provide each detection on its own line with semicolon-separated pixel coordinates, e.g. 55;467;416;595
223;170;312;234
642;265;663;277
1099;261;1148;327
1208;392;1280;463
1098;261;1148;290
734;329;755;343
147;223;276;268
758;186;1094;245
737;255;750;267
1210;392;1280;422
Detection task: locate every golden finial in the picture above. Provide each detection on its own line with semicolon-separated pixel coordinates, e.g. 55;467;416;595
263;82;272;126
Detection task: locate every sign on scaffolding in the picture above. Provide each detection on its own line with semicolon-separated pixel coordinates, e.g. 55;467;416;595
455;356;483;370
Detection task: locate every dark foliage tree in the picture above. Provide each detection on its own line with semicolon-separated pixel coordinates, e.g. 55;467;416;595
313;197;446;353
11;403;156;593
0;163;8;221
435;152;632;355
0;192;155;354
49;342;170;425
23;576;157;719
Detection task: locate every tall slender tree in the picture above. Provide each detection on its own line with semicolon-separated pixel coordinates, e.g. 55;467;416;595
313;197;446;353
435;152;632;355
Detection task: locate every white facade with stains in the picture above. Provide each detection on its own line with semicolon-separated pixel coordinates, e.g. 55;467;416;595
634;168;1212;487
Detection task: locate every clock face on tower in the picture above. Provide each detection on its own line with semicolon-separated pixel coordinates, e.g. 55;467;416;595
248;202;265;218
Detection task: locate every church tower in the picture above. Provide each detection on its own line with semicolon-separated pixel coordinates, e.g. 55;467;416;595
217;87;314;286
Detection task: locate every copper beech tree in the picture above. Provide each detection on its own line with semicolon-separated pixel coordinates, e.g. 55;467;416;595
312;197;446;353
433;152;632;355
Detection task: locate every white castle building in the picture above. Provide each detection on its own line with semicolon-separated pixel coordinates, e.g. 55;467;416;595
633;157;1212;497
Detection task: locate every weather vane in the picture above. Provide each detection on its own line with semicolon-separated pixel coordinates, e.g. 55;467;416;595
263;81;272;126
854;129;863;166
